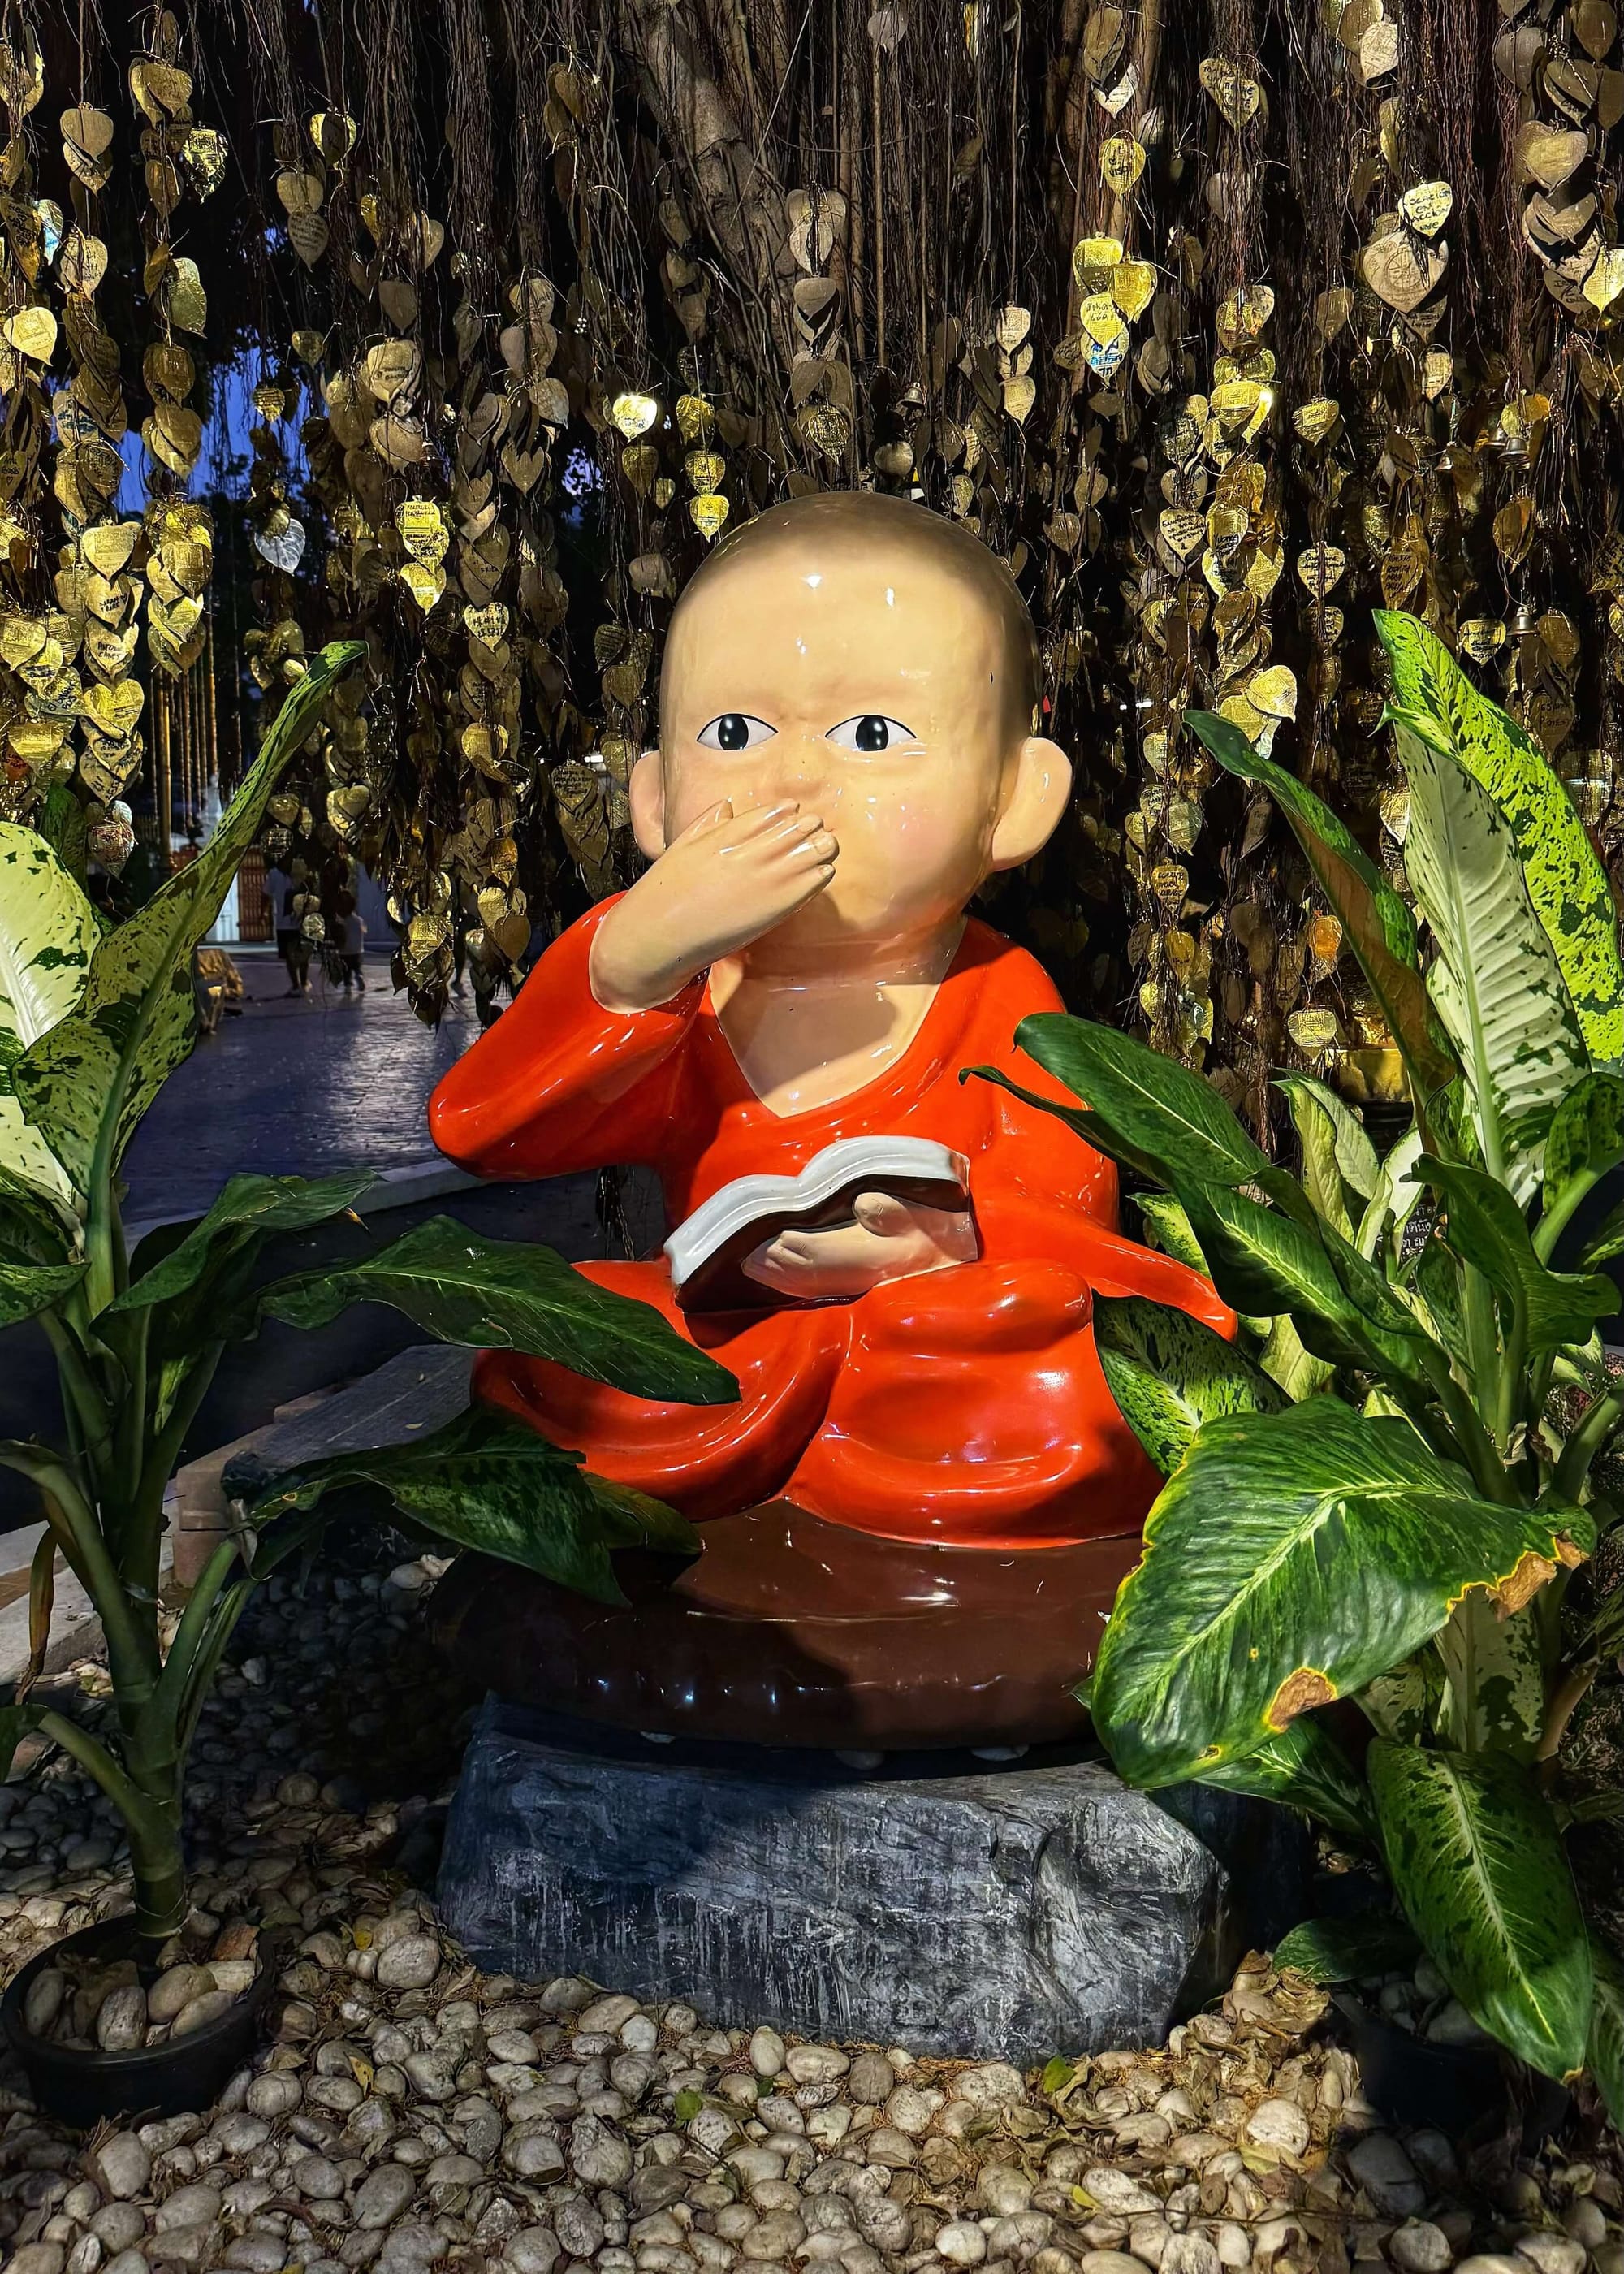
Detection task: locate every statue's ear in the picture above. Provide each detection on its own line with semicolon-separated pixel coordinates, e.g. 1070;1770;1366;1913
629;749;667;858
988;736;1072;871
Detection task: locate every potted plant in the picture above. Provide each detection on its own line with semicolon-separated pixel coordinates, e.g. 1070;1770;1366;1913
969;608;1624;2129
0;640;736;2123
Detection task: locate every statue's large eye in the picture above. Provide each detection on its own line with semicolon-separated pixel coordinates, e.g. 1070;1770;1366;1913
697;713;775;751
827;715;917;753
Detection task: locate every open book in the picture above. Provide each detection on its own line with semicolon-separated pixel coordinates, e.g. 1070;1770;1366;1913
665;1135;972;1312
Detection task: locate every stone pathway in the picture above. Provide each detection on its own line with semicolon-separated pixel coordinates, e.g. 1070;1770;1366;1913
2;1535;1621;2274
122;954;482;1223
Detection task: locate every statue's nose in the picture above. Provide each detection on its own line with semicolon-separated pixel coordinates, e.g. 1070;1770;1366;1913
768;733;833;805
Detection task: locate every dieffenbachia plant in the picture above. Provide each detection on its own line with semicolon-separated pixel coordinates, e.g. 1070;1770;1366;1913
0;641;734;1952
969;608;1624;2113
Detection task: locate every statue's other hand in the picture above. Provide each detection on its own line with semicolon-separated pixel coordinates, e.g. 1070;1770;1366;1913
742;1190;978;1301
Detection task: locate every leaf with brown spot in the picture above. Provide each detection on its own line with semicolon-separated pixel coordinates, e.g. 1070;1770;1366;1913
1267;1668;1337;1727
1088;1400;1593;1788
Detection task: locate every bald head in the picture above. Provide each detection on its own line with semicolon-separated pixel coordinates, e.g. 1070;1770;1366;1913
640;484;1069;958
666;491;1041;745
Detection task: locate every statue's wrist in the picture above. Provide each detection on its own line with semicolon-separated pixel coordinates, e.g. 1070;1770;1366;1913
588;927;702;1014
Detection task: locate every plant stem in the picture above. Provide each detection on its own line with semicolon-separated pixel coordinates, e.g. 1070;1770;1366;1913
153;1536;240;1725
1536;1660;1596;1765
1494;1301;1528;1459
0;1446;158;1699
40;1311;115;1496
1534;1174;1594;1265
32;1706;153;1824
1462;1259;1499;1409
1416;1344;1515;1502
1553;1377;1624;1502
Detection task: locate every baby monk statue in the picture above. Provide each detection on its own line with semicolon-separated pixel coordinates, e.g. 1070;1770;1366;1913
427;491;1228;1745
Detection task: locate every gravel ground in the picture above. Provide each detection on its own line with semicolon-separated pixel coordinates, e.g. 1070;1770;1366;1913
2;1538;1622;2274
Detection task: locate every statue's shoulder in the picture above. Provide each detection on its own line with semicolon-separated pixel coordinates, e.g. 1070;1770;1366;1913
957;918;1066;1024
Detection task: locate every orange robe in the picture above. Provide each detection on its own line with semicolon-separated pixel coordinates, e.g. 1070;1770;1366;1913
429;900;1230;1550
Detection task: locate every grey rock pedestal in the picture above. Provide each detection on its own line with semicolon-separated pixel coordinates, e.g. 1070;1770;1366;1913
438;1701;1305;2064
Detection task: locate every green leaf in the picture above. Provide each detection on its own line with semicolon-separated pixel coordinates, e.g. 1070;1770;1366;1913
258;1213;739;1406
1356;1128;1425;1265
1180;1182;1388;1373
1089;1400;1592;1788
1193;1714;1375;1846
1273;1913;1419;1983
1186;709;1456;1102
1274;1071;1380;1203
1359;1656;1440;1744
0;1255;86;1326
1039;2057;1074;2095
1275;1078;1353;1238
1579;1200;1624;1269
1012;1011;1272;1187
1092;1292;1288;1475
13;642;364;1196
1407;1236;1470;1373
0;1165;77;1265
110;1169;377;1316
248;1404;699;1606
1544;1072;1624;1243
1393;711;1587;1192
1419;1154;1618;1351
673;2090;706;2121
1376;610;1624;1068
1259;1314;1336;1400
1134;1192;1210;1274
1368;1739;1592;2081
1315;1212;1432;1361
1433;1593;1547;1760
36;781;89;888
1589;1944;1624;2130
0;824;97;1209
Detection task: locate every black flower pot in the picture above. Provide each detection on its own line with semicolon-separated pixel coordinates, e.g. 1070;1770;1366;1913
1333;1992;1571;2147
1;1914;279;2128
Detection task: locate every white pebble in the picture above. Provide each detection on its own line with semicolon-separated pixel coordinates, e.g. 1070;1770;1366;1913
90;2135;151;2202
786;2044;849;2085
937;2223;989;2268
149;1965;215;2022
1389;2224;1454;2273
1081;2170;1162;2216
506;2232;563;2274
96;1985;147;2051
1515;2242;1585;2274
355;2164;418;2229
751;2025;788;2077
375;1933;441;1991
578;1992;641;2034
171;1988;237;2038
23;1966;66;2035
1245;2099;1310;2159
1347;2133;1425;2218
246;2072;302;2117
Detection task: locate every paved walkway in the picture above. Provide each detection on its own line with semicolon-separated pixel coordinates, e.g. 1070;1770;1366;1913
123;949;483;1221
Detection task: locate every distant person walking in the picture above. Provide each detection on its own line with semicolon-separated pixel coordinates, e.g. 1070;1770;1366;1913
336;892;367;991
266;864;310;996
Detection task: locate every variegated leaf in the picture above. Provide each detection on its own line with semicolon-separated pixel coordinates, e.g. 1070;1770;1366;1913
1394;713;1587;1192
1377;610;1624;1068
1087;1402;1589;1788
0;827;96;1208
